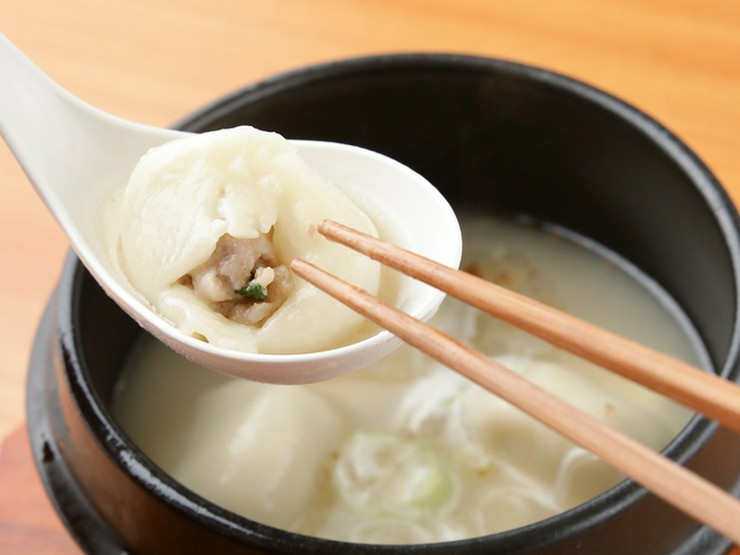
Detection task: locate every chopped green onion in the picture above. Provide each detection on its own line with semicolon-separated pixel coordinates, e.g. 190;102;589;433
235;280;268;302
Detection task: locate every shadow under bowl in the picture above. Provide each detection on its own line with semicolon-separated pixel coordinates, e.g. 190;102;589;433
27;53;740;554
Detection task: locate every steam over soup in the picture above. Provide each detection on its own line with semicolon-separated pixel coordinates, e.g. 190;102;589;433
110;126;385;353
112;215;704;544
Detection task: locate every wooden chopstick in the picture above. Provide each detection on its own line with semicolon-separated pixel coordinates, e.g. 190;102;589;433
290;255;740;545
314;219;740;435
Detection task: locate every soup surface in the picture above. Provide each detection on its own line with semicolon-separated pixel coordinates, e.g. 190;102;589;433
111;215;704;544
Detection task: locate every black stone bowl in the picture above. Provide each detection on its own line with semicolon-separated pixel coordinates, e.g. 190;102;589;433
27;54;740;554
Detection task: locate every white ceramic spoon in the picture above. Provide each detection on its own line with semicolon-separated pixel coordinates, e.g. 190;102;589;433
0;34;461;384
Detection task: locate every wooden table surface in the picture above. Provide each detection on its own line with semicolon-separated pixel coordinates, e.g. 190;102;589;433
2;1;739;552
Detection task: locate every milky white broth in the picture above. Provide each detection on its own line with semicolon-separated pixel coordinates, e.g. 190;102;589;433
111;215;704;544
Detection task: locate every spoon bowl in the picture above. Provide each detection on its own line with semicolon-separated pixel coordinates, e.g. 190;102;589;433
0;34;461;383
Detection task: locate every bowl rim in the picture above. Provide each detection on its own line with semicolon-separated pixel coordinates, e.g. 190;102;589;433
52;52;740;553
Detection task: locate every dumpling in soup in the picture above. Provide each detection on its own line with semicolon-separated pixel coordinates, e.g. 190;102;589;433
116;126;382;354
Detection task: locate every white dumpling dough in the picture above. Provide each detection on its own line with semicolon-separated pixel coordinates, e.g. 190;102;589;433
111;346;345;529
117;126;381;353
171;381;346;529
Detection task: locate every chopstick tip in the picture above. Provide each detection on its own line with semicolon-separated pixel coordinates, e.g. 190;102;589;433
317;219;331;232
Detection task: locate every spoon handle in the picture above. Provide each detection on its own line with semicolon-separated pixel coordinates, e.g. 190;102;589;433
0;33;184;234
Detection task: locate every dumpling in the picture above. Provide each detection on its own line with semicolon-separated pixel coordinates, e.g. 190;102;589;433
111;339;346;530
116;126;382;354
170;381;346;529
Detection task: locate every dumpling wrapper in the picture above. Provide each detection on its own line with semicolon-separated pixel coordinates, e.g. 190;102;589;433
118;126;382;354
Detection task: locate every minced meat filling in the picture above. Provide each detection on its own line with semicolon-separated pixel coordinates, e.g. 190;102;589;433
181;233;293;325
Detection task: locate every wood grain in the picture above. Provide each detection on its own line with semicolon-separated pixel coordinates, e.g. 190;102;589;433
2;0;740;550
